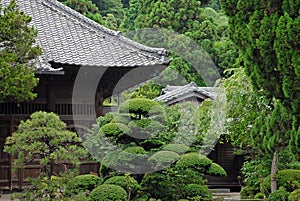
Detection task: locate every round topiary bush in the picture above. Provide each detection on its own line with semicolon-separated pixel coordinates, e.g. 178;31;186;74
288;189;300;201
123;146;146;154
148;151;180;168
181;183;211;200
163;144;190;154
89;184;127;201
206;163;227;176
100;123;131;143
268;187;289;201
103;176;140;192
176;152;212;172
66;174;102;195
100;123;130;137
119;98;162;117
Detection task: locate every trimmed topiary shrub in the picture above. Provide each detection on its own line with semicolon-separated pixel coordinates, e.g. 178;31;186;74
100;123;130;137
128;120;165;139
110;113;131;125
268;187;289;201
181;183;211;200
148;151;180;168
100;123;131;143
123;146;146;154
119;98;162;117
103;175;140;193
261;169;300;194
101;150;147;174
66;174;102;195
163;144;190;154
89;184;127;201
288;189;300;201
206;163;227;177
277;169;300;192
176;152;212;172
240;186;258;199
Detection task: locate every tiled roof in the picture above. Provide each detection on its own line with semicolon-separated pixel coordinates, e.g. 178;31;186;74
154;82;216;103
1;0;168;73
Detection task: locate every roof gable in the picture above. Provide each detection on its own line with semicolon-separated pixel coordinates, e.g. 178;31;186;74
1;0;168;72
154;82;216;105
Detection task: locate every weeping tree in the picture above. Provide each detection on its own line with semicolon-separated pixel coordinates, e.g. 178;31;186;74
222;0;300;192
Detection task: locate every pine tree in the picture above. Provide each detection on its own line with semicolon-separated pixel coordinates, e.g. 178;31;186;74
0;0;41;102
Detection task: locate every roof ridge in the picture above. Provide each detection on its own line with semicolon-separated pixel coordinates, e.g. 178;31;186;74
40;0;167;57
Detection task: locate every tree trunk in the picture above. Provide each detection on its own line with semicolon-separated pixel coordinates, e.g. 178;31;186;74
270;150;278;193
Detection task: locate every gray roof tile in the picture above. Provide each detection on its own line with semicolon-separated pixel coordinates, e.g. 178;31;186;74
1;0;168;72
155;82;216;103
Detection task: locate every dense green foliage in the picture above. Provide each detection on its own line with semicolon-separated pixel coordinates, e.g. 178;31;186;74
268;187;289;201
0;0;41;102
89;184;127;201
207;163;227;177
66;174;102;195
163;144;190;154
122;0;238;86
59;0;104;24
4;111;86;177
261;169;300;195
148;151;180;169
222;0;300;193
240;186;259;199
103;175;140;200
288;189;300;201
181;184;211;200
85;97;226;200
119;98;161;117
92;0;124;26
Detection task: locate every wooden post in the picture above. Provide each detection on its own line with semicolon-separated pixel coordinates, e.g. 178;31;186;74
95;90;104;117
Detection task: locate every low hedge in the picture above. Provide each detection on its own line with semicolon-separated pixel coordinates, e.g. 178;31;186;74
89;184;127;201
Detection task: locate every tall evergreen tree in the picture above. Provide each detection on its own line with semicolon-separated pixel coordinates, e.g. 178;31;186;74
0;0;41;102
222;0;300;192
92;0;124;26
123;0;238;85
58;0;104;24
